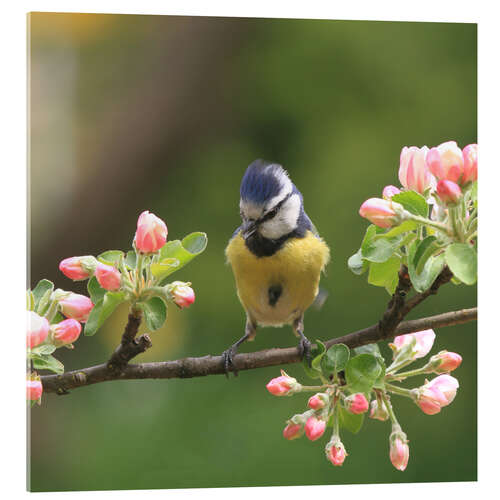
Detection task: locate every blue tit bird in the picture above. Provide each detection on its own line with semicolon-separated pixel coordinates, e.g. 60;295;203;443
223;159;330;375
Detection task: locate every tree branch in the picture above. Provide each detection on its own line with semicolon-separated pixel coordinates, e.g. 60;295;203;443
40;307;476;394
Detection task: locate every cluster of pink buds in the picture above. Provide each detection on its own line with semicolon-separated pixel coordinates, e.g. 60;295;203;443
28;210;205;407
266;370;371;468
359;141;477;231
266;329;463;472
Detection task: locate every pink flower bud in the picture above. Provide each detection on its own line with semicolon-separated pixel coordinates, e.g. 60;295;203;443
59;293;94;323
359;198;399;229
95;262;121;291
399;146;434;194
305;416;326;441
429;351;462;373
134;210;168;254
308;393;327;410
52;318;82;346
283;423;303;440
369;399;389;421
27;379;43;401
462;144;478;185
59;256;96;281
392;329;435;359
382;185;401;200
266;371;300;396
345;393;369;414
390;429;409;471
27;311;50;348
426;141;464;183
170;281;195;308
326;440;347;466
436;179;462;205
415;374;459;415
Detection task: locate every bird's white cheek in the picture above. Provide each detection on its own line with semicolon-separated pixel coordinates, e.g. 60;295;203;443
259;194;301;239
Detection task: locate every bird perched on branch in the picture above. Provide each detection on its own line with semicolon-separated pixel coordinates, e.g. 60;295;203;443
223;159;330;375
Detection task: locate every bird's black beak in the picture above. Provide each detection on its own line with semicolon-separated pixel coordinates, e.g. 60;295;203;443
241;220;257;239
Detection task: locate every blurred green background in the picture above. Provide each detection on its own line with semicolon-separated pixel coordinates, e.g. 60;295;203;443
28;13;477;491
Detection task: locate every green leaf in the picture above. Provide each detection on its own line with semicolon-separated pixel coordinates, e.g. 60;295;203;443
347;250;368;275
27;291;35;311
338;406;365;434
353;343;384;361
150;258;180;281
30;344;57;355
32;279;54;310
302;341;326;380
374;220;418;239
413;236;439;275
345;354;383;393
155;232;207;282
321;344;350;375
97;250;124;265
182;232;208;254
368;256;400;294
392;191;429;218
125;251;137;269
445;243;477;285
408;240;446;293
50;312;64;324
87;276;107;304
36;288;53;316
84;291;126;336
31;353;64;374
140;296;167;331
361;225;403;263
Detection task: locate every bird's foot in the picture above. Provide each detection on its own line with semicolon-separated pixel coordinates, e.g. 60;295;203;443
297;336;312;366
221;346;239;378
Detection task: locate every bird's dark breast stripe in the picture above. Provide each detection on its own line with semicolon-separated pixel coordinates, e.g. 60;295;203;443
268;284;282;307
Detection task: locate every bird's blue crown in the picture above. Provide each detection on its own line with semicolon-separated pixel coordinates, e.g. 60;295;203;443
240;159;290;205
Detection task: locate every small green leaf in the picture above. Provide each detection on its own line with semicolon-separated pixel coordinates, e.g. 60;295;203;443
413;236;439;275
98;250;124;265
347;250;368;275
36;288;53;316
155;232;207;283
302;341;326;380
182;232;208;254
150;258;180;281
353;343;384;361
32;279;54;310
30;344;57;355
27;291;35;311
87;276;106;304
345;354;383;393
361;224;403;264
84;300;103;336
31;353;64;374
338;406;364;434
84;291;126;336
445;243;477;285
140;296;167;331
392;191;429;218
50;312;64;324
408;240;446;293
368;256;400;294
125;251;137;269
321;344;350;374
374;220;418;239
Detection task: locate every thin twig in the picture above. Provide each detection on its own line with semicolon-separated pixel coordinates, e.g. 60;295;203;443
40;307;477;394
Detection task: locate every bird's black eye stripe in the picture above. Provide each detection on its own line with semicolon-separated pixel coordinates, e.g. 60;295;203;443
260;192;292;223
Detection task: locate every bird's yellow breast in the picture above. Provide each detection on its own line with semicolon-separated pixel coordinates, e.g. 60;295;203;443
225;231;330;327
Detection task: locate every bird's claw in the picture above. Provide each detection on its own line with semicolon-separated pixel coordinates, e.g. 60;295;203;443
221;347;239;378
298;337;312;366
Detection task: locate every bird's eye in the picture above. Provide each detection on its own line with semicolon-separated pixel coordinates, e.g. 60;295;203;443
267;207;279;218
